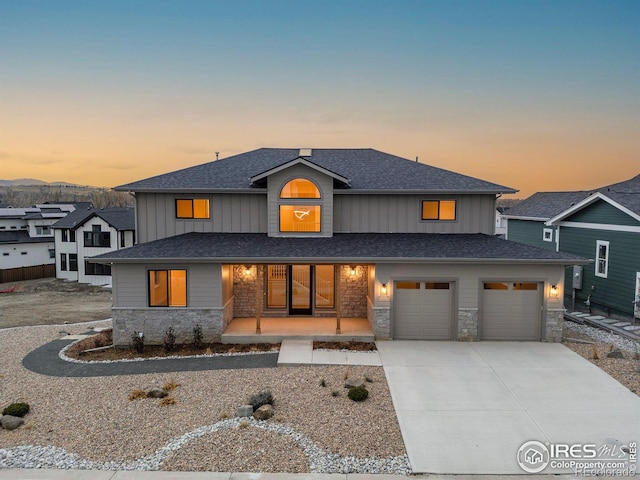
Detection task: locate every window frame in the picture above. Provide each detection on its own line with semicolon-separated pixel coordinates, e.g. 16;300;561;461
148;269;188;307
85;261;112;276
60;253;67;271
543;228;553;242
595;240;609;278
84;227;111;247
278;178;323;234
175;198;211;219
69;254;78;272
421;200;457;221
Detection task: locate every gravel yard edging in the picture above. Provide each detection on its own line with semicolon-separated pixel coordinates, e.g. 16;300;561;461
0;417;411;474
565;321;640;353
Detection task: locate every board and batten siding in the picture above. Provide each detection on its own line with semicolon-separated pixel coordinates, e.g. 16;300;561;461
136;193;267;243
266;164;334;237
113;263;224;308
333;194;496;234
506;219;556;250
559;226;639;317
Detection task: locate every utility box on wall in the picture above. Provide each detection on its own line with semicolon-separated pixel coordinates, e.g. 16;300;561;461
572;265;583;289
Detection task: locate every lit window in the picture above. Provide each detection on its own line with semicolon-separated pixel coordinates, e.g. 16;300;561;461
421;200;456;220
483;282;509;290
280;178;320;198
396;282;421;289
595;240;609;278
279;205;321;232
513;283;538;291
149;269;187;307
315;265;335;308
176;199;210;219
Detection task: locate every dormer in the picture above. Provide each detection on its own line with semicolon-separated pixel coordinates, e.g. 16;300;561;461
250;152;350;237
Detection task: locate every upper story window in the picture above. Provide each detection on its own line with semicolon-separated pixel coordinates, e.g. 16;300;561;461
61;229;76;242
595;240;609;278
84;225;110;247
279;178;322;232
176;199;210;219
280;178;320;198
421;200;456;221
35;225;52;235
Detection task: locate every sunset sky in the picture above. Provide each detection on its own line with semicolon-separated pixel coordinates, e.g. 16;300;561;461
1;0;638;198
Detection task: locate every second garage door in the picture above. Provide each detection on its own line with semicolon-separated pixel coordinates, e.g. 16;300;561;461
394;281;454;340
481;282;541;340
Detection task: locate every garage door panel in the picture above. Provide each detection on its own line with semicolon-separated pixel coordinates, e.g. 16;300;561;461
395;282;453;340
481;282;541;341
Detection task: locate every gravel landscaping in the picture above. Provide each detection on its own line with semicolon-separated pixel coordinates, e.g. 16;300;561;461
0;322;408;473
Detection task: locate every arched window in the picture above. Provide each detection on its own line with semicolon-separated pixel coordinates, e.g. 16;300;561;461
280;178;321;199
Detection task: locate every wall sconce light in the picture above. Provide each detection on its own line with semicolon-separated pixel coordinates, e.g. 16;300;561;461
243;265;253;276
349;265;357;276
550;284;558;298
381;283;388;295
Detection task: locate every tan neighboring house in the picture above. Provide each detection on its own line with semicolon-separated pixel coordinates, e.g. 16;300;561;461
92;148;587;346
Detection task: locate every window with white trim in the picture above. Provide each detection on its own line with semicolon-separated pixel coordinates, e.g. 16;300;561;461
595;240;609;278
543;228;553;242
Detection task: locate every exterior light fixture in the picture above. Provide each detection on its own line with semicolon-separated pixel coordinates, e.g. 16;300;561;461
381;283;388;295
550;284;558;298
350;265;357;276
244;265;253;276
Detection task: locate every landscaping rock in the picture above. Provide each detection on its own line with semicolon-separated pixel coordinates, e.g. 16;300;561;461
1;415;24;431
607;349;625;359
253;404;275;420
235;405;254;417
146;388;168;399
344;377;365;388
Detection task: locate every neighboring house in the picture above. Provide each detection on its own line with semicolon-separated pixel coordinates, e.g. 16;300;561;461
504;174;640;320
91;148;586;346
0;203;91;282
52;207;135;286
494;206;509;237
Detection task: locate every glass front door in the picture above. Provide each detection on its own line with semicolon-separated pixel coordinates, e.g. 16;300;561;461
289;265;312;315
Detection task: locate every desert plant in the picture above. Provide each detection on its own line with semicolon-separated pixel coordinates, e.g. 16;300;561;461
239;418;249;428
343;366;351;380
163;327;176;353
348;386;369;402
275;414;284;422
2;402;30;417
131;331;145;353
163;381;180;392
248;390;273;411
159;397;176;407
591;344;600;360
331;390;340;397
319;379;327;387
128;389;147;401
219;411;229;420
365;376;373;383
192;324;204;350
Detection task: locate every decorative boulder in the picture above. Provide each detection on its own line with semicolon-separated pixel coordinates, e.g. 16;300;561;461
1;415;24;431
606;349;625;359
146;388;168;399
253;404;275;421
344;377;365;388
235;405;254;418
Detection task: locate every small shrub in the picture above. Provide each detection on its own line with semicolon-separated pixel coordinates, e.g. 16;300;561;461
131;331;145;353
331;390;340;397
591;344;600;360
192;324;204;350
275;414;284;422
343;367;351;380
128;390;147;401
159;397;176;407
219;411;229;420
319;379;326;387
365;376;373;383
348;386;369;402
163;382;180;392
163;327;176;353
248;390;273;411
2;402;30;417
239;418;249;429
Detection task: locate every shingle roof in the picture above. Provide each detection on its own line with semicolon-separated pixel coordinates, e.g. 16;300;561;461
0;231;53;244
599;174;640;215
91;232;586;264
53;207;135;231
502;191;592;220
115;148;516;194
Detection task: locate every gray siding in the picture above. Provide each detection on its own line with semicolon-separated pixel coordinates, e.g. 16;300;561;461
333;194;496;234
507;219;556;250
560;226;639;317
113;263;223;308
136;193;267;243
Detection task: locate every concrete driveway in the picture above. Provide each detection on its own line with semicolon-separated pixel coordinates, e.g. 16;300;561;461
377;341;640;475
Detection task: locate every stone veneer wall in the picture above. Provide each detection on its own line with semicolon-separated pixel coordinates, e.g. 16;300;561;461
367;298;391;339
112;308;226;346
339;265;368;318
457;308;479;341
544;308;564;342
233;266;257;318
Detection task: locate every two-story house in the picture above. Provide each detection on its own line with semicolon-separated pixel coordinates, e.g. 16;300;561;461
52;207;135;286
92;148;586;346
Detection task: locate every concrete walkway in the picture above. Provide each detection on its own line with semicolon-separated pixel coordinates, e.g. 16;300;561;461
377;341;640;475
277;339;382;366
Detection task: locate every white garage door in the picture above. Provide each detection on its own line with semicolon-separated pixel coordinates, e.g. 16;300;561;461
481;282;541;340
394;281;453;340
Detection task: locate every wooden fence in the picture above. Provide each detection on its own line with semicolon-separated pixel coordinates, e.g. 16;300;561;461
0;263;55;283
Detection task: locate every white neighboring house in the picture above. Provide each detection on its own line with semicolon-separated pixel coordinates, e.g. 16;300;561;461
53;207;135;286
494;207;509;237
0;203;89;276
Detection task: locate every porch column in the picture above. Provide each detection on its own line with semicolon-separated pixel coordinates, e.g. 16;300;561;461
336;265;341;334
255;264;262;334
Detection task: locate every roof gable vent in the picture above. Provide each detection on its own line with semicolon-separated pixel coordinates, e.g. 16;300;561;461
299;148;312;157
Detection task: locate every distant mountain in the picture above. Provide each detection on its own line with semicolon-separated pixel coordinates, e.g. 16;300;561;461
0;179;88;187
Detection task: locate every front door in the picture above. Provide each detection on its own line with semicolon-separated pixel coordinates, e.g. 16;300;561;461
289;265;312;315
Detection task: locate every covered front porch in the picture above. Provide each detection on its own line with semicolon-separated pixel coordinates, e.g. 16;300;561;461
221;316;374;344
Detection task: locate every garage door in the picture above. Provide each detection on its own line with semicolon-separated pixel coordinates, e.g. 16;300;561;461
481;282;541;340
394;281;453;340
